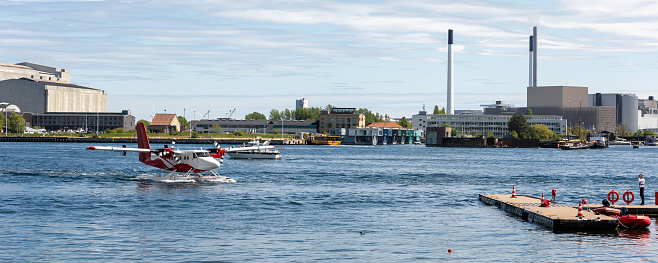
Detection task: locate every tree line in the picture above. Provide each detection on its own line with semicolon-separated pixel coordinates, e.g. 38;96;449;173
243;104;400;127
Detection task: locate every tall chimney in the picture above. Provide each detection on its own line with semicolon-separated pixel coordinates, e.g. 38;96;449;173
532;26;538;87
529;35;533;87
447;29;454;115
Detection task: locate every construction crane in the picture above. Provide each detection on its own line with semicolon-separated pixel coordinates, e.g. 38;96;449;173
226;108;236;119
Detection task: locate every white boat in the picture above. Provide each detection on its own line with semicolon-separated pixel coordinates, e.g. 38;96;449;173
609;137;631;145
225;139;281;159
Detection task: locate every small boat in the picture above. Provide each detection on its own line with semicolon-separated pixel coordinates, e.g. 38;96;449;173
307;134;341;145
225;139;281;159
609;138;631;145
559;141;589;150
594;207;652;228
619;215;652;228
632;141;640;148
592;207;621;216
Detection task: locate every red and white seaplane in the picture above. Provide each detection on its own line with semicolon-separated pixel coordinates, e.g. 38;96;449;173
86;122;235;183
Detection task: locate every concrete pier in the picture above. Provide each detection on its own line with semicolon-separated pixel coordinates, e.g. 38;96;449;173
479;194;619;232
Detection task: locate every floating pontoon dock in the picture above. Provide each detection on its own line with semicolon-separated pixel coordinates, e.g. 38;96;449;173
479;194;619;232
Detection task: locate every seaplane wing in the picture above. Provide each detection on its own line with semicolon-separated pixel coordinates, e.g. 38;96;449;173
86;146;152;153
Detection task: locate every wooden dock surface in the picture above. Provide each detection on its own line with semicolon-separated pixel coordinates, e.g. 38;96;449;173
479;194;619;232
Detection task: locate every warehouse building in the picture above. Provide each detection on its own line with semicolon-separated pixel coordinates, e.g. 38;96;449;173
0;62;107;114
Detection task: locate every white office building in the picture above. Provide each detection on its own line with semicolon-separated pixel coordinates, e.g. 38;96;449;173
412;112;567;137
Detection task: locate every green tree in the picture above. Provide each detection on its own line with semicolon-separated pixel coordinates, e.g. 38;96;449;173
530;124;555;140
439;107;446;114
293;107;322;121
177;116;188;130
526;108;533;115
8;112;25;133
212;124;222;133
616;124;630;137
507;113;530;138
0;113;6;133
233;130;244;136
397;116;412;128
137;119;150;127
510;130;519;139
245;112;267;120
433;105;440;114
486;131;494;138
282;108;293;120
272;129;280;135
269;109;281;121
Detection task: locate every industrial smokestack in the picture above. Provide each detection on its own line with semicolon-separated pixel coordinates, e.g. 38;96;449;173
447;29;454;115
529;35;533;87
532;26;538;87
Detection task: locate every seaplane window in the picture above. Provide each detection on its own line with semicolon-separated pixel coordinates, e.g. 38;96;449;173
196;152;210;157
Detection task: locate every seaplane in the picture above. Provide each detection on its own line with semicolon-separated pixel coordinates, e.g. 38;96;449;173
86;122;236;183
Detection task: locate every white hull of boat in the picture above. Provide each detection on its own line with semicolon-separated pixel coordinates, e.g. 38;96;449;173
609;142;631;145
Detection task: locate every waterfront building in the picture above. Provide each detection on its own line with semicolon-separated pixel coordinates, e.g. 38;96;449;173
268;120;318;135
588;93;638;132
318;108;365;133
0;62;107;114
330;127;423;145
638;96;658;133
191;118;318;134
148;113;180;133
193;119;268;134
30;110;135;132
527;86;588;108
412;112;566;137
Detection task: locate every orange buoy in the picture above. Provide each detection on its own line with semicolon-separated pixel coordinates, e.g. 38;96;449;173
448;248;452;254
623;190;635;205
608;190;620;205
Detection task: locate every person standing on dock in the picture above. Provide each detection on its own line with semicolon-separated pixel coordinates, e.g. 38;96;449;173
639;174;645;205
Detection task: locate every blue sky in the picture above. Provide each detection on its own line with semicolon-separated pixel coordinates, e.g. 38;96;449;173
2;0;658;121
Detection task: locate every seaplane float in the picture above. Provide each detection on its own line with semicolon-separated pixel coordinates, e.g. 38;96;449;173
86;122;235;183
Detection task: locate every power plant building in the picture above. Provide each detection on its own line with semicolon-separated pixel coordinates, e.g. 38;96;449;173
0;62;107;114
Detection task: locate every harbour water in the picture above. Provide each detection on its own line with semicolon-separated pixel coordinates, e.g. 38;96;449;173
1;142;657;261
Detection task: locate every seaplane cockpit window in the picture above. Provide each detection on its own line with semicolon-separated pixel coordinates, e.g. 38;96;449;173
196;152;210;158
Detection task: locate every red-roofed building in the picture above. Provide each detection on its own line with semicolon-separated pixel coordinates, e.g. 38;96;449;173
148;113;180;133
367;122;402;129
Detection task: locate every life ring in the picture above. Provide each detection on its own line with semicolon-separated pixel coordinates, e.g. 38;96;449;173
623;190;635;204
608;190;620;204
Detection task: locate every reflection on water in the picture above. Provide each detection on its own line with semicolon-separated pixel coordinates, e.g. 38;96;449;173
618;228;651;241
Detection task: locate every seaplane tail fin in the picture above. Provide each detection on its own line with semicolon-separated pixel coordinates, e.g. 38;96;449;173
137;122;151;149
136;122;151;162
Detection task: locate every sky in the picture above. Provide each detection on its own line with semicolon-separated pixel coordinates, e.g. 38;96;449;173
2;0;658;121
